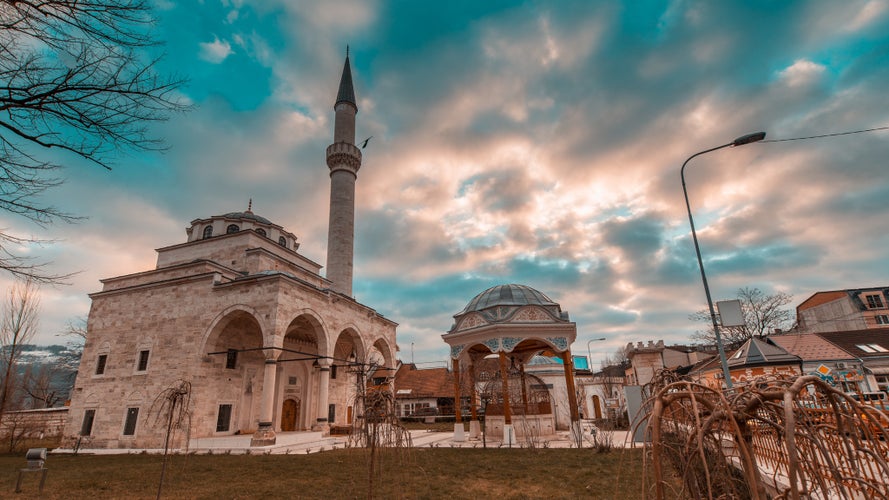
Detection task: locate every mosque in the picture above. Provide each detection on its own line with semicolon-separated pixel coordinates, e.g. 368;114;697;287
64;53;398;448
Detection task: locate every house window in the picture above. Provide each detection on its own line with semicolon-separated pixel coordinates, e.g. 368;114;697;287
123;407;139;436
216;404;233;432
255;228;267;237
866;294;884;309
876;315;889;325
876;375;889;392
95;354;108;375
202;226;213;239
225;349;238;369
137;350;150;371
80;409;96;436
278;236;287;248
328;404;336;423
330;364;337;379
226;224;240;234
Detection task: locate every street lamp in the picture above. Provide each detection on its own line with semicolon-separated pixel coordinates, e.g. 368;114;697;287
681;131;766;389
587;337;606;370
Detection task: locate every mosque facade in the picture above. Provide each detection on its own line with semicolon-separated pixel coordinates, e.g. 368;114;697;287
64;54;397;448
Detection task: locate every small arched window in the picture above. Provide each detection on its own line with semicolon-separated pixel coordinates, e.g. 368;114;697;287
255;228;267;237
278;236;287;248
226;224;240;234
202;226;213;239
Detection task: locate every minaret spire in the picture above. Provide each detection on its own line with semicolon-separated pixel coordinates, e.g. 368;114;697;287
325;50;362;296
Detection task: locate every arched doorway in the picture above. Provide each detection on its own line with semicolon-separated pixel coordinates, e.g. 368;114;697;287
592;395;602;419
281;398;300;432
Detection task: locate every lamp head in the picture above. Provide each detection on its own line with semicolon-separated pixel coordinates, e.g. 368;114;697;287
732;131;766;146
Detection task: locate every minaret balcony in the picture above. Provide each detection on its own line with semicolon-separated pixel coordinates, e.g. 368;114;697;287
326;142;362;172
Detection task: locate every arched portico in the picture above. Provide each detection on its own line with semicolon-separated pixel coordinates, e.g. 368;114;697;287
200;308;267;442
442;284;579;444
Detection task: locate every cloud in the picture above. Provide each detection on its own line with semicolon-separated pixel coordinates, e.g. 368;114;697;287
199;36;234;63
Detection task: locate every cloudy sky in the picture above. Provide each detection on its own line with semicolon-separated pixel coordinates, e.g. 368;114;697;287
5;0;889;367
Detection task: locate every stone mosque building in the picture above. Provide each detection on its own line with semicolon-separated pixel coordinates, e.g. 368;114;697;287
64;54;397;448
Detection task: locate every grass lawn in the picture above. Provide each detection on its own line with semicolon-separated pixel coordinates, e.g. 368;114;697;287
0;447;672;499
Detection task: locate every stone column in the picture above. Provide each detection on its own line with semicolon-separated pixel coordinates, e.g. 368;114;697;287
452;358;465;441
313;359;331;433
561;350;581;445
499;351;514;446
251;351;280;446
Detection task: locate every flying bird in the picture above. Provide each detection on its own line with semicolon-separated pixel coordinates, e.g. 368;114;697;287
360;136;373;149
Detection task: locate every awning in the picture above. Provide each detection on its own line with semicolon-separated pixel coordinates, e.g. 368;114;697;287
865;366;889;375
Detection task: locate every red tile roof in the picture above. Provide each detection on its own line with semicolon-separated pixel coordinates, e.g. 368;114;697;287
768;333;854;361
393;364;454;399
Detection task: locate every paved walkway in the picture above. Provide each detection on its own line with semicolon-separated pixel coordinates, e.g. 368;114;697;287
54;428;637;456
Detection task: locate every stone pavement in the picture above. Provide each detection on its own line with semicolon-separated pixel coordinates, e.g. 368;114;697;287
53;428;636;456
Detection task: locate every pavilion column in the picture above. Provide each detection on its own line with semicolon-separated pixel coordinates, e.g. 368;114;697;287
452;358;465;441
561;350;581;445
251;350;280;446
519;364;529;414
499;351;514;446
313;359;331;433
468;361;480;439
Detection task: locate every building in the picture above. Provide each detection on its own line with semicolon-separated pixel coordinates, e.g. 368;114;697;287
815;328;889;394
392;363;454;417
796;287;889;333
767;333;865;393
689;337;802;388
64;53;398;449
624;340;713;386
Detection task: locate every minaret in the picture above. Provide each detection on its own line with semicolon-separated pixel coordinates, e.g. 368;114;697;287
325;49;362;296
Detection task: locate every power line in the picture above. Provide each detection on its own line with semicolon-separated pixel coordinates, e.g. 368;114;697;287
762;125;889;143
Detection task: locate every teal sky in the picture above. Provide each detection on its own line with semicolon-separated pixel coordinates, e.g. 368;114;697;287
6;0;889;367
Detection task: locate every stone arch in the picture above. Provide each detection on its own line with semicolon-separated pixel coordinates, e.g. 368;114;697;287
200;304;268;359
282;311;328;359
332;326;366;364
370;337;395;369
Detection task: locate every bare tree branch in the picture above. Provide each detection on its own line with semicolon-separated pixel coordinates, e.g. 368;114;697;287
690;287;793;348
0;0;189;283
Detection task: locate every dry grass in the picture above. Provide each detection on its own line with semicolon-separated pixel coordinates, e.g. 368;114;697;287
0;447;673;499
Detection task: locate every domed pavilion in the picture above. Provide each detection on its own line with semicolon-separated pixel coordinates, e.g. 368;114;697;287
442;284;579;444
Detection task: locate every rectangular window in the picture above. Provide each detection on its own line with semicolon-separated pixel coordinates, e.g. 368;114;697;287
225;349;238;369
876;315;889;325
216;404;232;432
866;294;885;309
80;409;96;436
123;407;139;436
328;404;336;423
288;376;297;385
137;350;150;371
95;354;108;375
330;364;337;379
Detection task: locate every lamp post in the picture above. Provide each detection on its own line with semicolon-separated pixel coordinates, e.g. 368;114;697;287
681;131;766;390
586;337;606;369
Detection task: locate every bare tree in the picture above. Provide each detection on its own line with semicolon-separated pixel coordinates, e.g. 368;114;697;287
22;363;62;408
1;0;187;282
691;287;793;348
0;278;40;417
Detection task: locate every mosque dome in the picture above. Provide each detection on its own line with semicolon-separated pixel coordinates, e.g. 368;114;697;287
220;211;273;225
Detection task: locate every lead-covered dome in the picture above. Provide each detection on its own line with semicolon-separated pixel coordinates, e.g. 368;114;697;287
459;284;559;314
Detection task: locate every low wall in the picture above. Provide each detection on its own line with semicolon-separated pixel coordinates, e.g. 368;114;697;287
0;408;69;439
485;414;555;439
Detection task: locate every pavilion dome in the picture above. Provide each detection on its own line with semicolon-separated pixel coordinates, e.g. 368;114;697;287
459;284;558;314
